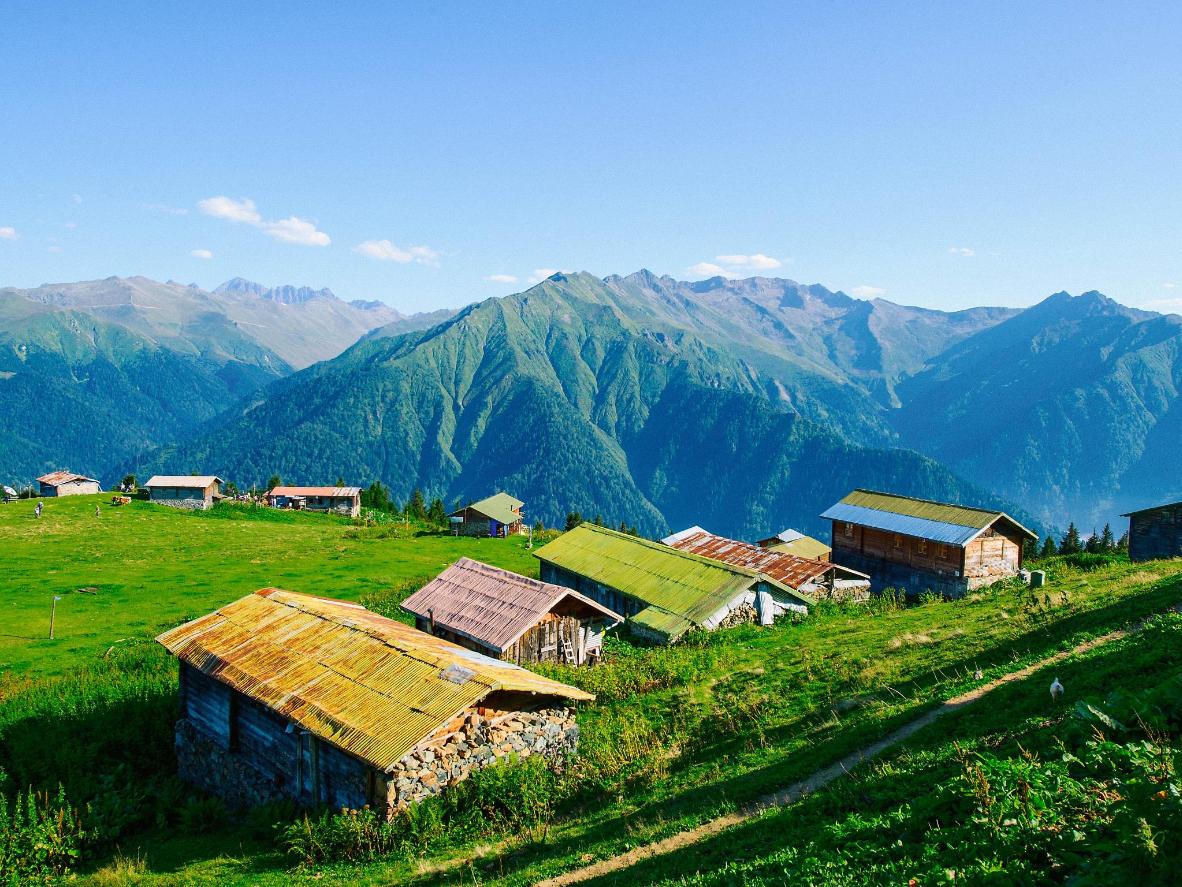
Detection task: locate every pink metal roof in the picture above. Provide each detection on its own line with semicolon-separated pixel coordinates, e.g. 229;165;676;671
270;486;361;497
401;558;622;653
37;470;98;485
663;527;860;589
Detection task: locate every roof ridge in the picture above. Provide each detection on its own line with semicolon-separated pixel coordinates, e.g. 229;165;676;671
849;488;1003;518
576;523;763;577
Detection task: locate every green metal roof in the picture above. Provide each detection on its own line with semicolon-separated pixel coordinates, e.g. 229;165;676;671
455;492;523;526
841;490;1002;528
534;524;810;642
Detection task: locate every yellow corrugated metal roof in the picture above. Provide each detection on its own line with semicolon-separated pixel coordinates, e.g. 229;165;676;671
156;589;592;772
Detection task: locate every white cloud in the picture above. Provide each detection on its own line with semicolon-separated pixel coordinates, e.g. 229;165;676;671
0;226;17;240
198;196;330;247
71;194;82;205
687;262;734;279
849;285;886;298
47;245;62;254
715;253;783;270
65;222;77;230
354;239;439;264
485;273;519;283
948;246;975;257
198;196;262;224
264;216;331;246
1164;282;1176;289
191;248;214;259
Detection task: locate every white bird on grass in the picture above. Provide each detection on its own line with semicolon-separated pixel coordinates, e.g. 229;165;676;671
1050;677;1064;701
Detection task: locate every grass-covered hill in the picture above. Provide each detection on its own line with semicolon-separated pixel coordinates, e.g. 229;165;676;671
0;496;1179;884
135;273;1010;539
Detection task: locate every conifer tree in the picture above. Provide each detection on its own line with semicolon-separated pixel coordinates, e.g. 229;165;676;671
266;474;282;491
1117;530;1130;552
427;497;446;524
564;511;582;531
1059;522;1082;555
1085;529;1101;554
1040;535;1057;558
408;488;427;520
1100;522;1115;552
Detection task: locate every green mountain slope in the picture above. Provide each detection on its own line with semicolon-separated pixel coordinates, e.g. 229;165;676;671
895;291;1182;527
137;273;1012;537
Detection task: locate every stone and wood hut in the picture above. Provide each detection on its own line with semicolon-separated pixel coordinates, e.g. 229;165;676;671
821;489;1037;597
37;471;100;497
268;486;361;517
533;523;813;644
756;528;832;561
143;475;223;511
449;493;525;537
401;558;622;666
663;526;870;601
1123;500;1182;562
156;588;592;815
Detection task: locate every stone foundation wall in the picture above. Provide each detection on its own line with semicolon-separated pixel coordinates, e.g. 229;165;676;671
151;497;210;511
174;718;287;809
386;708;577;811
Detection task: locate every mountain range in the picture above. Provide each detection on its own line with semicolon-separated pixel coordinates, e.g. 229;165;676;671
4;269;1179;538
0;277;449;482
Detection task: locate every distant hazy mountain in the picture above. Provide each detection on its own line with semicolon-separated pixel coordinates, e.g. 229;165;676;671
895;291;1182;528
136;272;1017;538
0;275;451;481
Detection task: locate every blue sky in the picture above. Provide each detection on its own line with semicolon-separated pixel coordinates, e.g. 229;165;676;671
2;1;1181;314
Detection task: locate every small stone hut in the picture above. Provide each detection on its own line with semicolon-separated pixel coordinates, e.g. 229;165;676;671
37;471;100;497
1123;500;1182;562
449;492;525;537
156;589;592;815
401;558;622;665
143;475;223;511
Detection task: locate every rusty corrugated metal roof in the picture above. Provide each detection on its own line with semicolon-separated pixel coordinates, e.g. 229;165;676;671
37;470;98;485
401;558;622;653
663;527;848;588
270;486;361;497
156;589;592;772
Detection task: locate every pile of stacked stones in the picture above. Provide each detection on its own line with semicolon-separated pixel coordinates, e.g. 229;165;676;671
388;708;578;809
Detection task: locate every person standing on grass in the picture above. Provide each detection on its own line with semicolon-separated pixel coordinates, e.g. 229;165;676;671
95;505;101;518
35;501;42;518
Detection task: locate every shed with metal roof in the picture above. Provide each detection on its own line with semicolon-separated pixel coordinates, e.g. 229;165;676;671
756;528;832;561
662;527;870;601
267;485;361;517
37;470;100;497
157;588;591;814
1122;499;1182;562
143;475;223;511
821;489;1036;597
402;558;622;665
450;492;525;537
534;524;812;643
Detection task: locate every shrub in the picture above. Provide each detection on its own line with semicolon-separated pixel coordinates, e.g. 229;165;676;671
0;786;88;884
176;796;228;834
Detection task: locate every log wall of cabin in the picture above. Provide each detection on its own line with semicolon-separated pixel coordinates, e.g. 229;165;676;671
177;663;381;811
1129;507;1182;562
962;525;1024;584
831;520;965;575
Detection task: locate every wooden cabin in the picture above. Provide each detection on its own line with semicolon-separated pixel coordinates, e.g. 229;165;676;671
156;589;592;815
821;489;1037;597
534;523;813;643
449;492;524;537
756;528;831;561
401;558;622;665
143;475;223;511
37;471;100;497
663;526;870;601
268;486;361;517
1123;500;1182;562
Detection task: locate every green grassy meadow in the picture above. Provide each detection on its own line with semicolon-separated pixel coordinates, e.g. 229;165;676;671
1;495;1181;885
0;494;539;676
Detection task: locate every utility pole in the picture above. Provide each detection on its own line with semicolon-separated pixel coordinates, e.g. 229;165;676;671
49;595;62;639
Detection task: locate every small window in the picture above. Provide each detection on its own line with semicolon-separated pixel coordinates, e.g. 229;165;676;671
843;522;854;537
937;544;948;559
917;539;928;555
894;534;903;549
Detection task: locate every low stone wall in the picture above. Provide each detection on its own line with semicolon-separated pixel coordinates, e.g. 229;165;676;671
174;719;286;810
387;708;577;810
151;497;210;511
